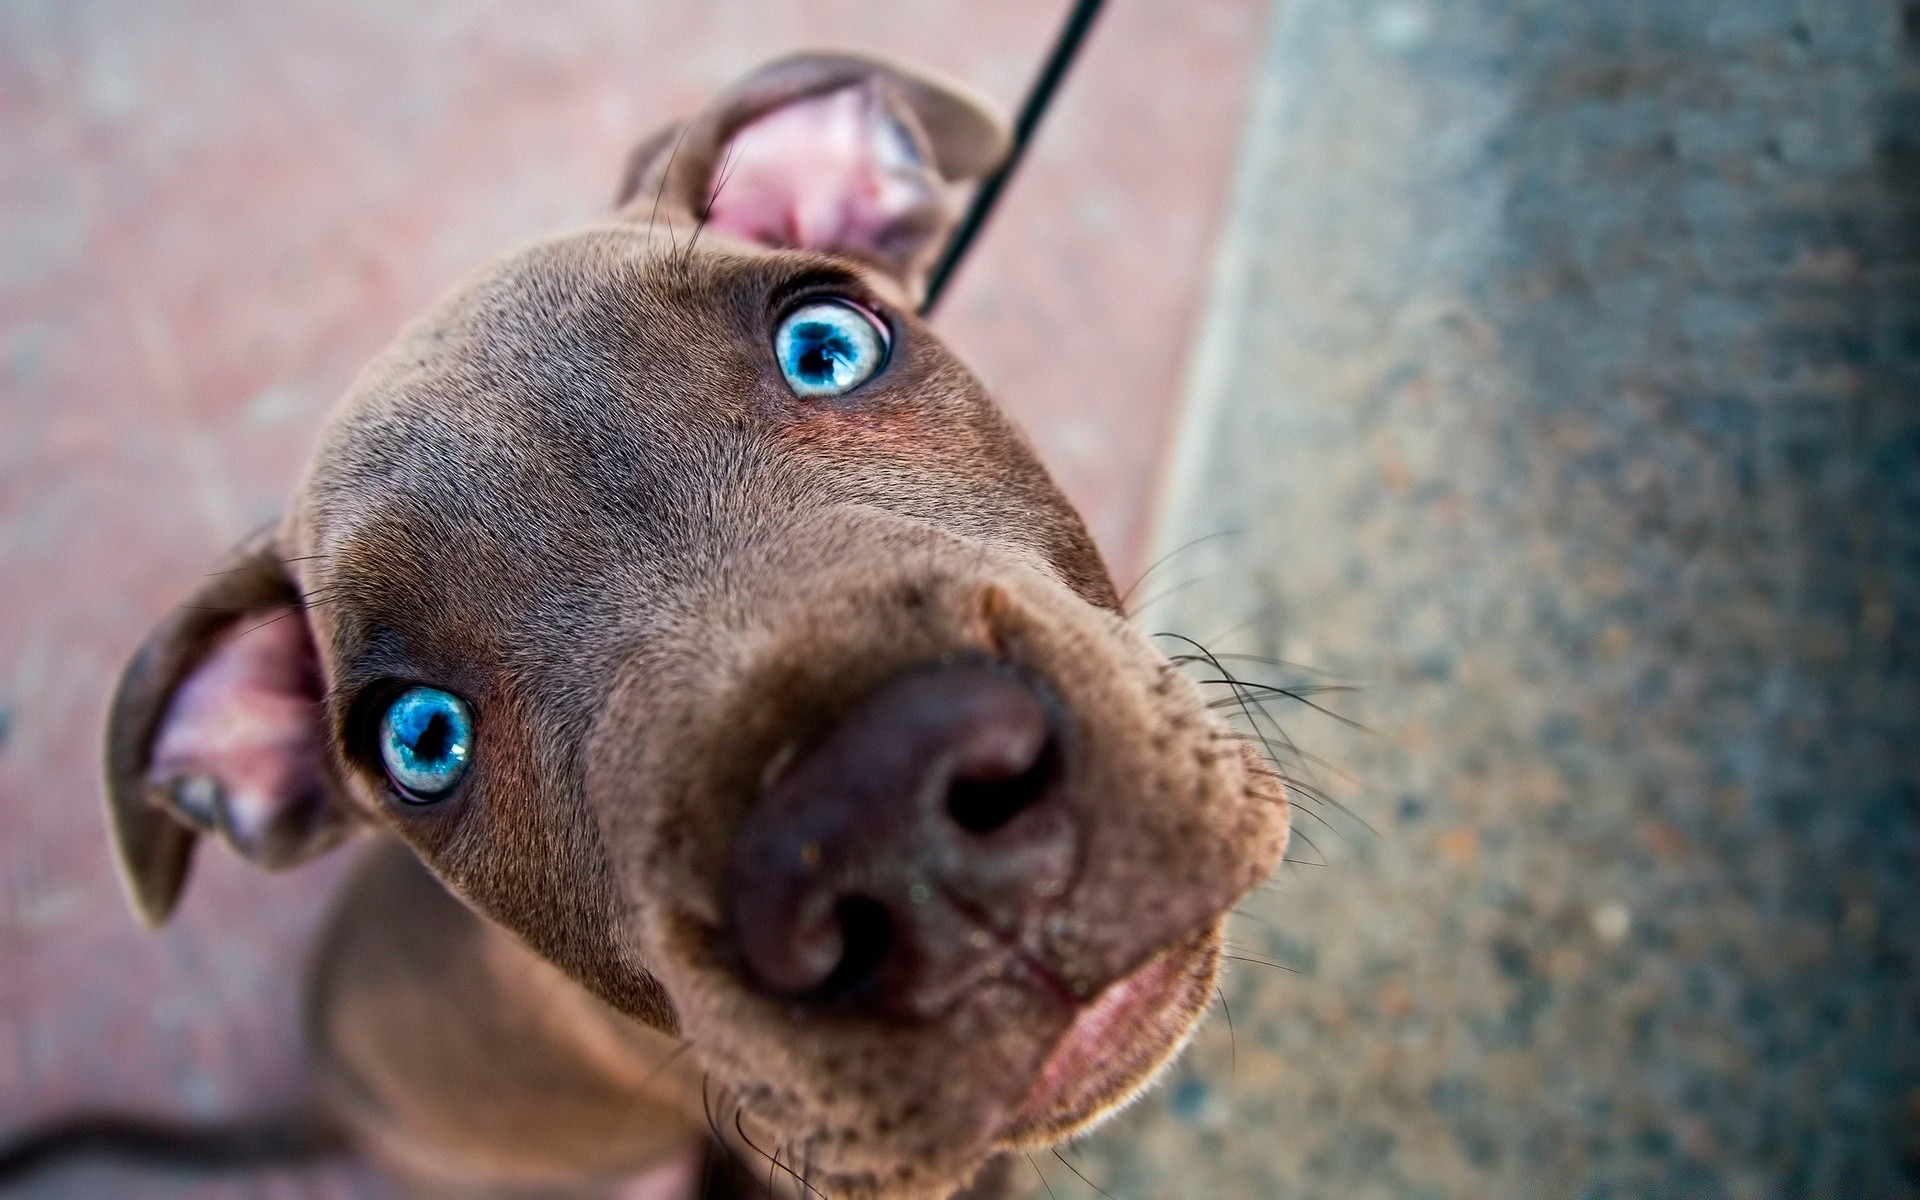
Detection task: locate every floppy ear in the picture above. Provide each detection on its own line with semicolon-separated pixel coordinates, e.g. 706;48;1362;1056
104;532;353;927
617;51;1009;302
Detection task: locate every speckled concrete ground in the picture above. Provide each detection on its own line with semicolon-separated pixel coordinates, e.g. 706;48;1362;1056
1039;1;1920;1197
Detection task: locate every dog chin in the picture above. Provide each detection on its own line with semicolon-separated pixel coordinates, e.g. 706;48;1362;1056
997;922;1223;1147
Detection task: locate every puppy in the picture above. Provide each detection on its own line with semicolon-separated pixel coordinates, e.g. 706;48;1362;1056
82;52;1289;1200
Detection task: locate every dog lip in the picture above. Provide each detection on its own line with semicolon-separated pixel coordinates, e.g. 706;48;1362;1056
1004;942;1194;1132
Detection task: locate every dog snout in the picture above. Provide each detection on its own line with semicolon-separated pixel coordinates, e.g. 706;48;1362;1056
727;657;1080;1018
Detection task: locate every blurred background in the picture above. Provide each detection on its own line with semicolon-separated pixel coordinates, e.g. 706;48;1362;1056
1;1;1915;1197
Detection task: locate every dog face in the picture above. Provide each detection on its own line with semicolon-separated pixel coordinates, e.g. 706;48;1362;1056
103;55;1289;1200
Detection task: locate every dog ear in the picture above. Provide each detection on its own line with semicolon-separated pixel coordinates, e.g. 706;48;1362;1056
103;532;353;927
617;51;1009;302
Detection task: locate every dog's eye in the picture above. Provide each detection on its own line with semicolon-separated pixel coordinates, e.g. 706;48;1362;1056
379;687;474;801
774;300;888;398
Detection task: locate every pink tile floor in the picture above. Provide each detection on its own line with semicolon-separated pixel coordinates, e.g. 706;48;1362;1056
0;2;1264;1195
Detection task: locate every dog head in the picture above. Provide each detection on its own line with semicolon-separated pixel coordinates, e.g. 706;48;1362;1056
103;53;1289;1200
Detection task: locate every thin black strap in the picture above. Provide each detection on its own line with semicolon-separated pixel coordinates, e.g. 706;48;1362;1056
920;0;1110;314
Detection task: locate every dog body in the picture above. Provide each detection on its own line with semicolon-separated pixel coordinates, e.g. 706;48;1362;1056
92;54;1289;1200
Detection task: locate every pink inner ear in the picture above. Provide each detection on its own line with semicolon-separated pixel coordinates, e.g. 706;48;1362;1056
703;83;942;258
148;608;329;858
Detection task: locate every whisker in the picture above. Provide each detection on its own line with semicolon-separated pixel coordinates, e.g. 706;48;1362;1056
1252;770;1352;840
700;1074;755;1199
686;142;740;263
733;1106;824;1199
636;1040;692;1092
1026;1150;1061;1200
1118;528;1241;611
1124;571;1213;620
1197;679;1366;731
196;560;310;581
1221;685;1377;838
1229;905;1277;929
698;1074;727;1197
648;121;693;254
1222;953;1297;975
1285;822;1336;863
1051;1146;1118;1200
231;607;311;639
1194;605;1281;652
1157;631;1291;772
1237;732;1361;790
1221;695;1319;791
1216;984;1236;1081
1192;648;1346;679
1200;679;1358;700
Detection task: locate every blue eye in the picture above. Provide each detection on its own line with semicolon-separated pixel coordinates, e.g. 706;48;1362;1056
379;687;474;801
774;301;889;398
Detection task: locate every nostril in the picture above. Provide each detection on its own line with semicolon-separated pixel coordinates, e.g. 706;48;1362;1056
945;736;1061;834
730;658;1076;1010
817;896;894;999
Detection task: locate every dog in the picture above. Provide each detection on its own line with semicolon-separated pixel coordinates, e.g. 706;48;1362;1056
26;51;1289;1200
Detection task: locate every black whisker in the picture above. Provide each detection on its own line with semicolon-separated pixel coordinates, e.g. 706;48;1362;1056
1199;679;1358;700
1220;695;1321;794
1026;1150;1061;1200
686;142;740;264
1285;821;1333;863
637;1040;691;1093
697;1086;719;1199
1156;631;1290;770
1209;670;1377;839
1191;648;1346;679
1051;1146;1118;1200
1216;984;1236;1081
733;1107;824;1199
1196;678;1366;731
231;607;312;640
1222;953;1297;975
648;121;692;256
1252;771;1352;840
1125;571;1214;621
1236;732;1360;791
198;552;330;580
1118;528;1242;611
1229;905;1277;930
1192;605;1280;653
1193;677;1359;702
699;1073;742;1199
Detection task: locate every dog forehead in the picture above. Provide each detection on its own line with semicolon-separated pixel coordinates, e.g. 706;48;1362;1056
318;231;789;489
292;229;813;621
358;223;765;421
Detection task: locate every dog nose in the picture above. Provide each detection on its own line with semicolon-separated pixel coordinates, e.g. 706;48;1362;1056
728;658;1079;1017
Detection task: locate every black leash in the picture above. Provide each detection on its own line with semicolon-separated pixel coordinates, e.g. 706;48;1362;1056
920;0;1109;314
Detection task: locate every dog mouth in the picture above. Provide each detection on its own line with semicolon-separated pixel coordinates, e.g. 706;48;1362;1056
1000;926;1219;1142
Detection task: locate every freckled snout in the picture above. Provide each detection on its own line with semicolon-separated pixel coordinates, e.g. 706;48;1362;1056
728;657;1081;1018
